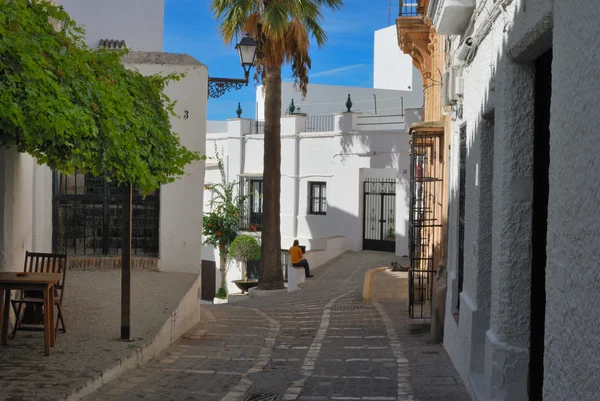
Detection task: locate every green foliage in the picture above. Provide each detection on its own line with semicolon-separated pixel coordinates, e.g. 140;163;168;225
211;0;343;97
215;287;227;299
229;235;260;263
0;0;200;193
202;145;247;256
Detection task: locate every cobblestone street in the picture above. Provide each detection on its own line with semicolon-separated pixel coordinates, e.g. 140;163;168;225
83;251;470;401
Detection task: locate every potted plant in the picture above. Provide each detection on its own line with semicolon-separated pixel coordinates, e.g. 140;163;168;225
386;227;396;241
229;235;261;294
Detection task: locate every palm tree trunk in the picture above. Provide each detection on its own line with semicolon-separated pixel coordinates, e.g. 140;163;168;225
258;65;284;290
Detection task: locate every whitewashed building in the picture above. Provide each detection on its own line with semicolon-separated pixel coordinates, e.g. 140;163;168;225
204;109;423;296
60;0;164;52
432;0;600;400
0;0;207;275
203;25;424;297
254;25;422;122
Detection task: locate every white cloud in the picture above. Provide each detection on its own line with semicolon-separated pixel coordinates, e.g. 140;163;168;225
311;64;367;77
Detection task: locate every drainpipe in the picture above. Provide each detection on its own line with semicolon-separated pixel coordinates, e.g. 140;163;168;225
293;129;300;238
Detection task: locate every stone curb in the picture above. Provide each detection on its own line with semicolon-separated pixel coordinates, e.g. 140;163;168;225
64;275;202;401
362;266;388;302
248;287;288;298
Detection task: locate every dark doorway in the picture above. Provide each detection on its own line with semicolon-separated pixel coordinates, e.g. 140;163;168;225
529;48;552;401
201;260;216;301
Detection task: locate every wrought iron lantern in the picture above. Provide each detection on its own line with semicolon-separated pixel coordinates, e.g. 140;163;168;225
208;34;258;98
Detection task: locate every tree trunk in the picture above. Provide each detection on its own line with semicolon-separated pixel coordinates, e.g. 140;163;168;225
219;253;227;290
258;65;284;290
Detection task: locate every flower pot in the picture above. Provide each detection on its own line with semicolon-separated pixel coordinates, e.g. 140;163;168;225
232;279;258;294
213;297;228;304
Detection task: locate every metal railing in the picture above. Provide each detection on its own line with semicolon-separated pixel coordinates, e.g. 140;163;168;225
356;113;406;129
251;120;265;135
239;211;263;232
408;129;444;319
399;0;421;16
306;115;335;132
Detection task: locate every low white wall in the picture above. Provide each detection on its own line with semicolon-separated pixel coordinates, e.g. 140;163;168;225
304;236;348;271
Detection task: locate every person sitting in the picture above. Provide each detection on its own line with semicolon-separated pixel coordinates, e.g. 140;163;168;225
288;240;313;278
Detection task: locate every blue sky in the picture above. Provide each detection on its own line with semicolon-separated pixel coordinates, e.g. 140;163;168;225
164;0;395;120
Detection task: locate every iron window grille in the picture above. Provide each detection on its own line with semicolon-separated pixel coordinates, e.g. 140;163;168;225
52;172;160;257
309;182;327;215
240;178;264;231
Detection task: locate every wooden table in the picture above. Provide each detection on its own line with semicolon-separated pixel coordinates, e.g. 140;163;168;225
0;272;61;356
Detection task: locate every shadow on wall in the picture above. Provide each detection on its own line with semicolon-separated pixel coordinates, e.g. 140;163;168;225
303;202;408;261
442;2;558;400
299;126;411;257
334;130;411;252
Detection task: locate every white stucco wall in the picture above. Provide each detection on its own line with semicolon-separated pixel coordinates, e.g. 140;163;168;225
545;1;600;401
123;52;207;274
373;25;414;91
255;78;423;120
205;113;411;258
438;1;600;401
61;0;164;51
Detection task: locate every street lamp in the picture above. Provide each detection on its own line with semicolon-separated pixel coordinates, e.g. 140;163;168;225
208;34;258;98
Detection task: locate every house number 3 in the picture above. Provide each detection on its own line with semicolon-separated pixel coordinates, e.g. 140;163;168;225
184;110;189;120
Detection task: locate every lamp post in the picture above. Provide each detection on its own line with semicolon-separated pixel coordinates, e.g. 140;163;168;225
208;34;258;98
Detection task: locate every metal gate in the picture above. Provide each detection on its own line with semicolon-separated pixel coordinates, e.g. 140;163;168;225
52;172;160;256
362;178;396;253
409;126;444;319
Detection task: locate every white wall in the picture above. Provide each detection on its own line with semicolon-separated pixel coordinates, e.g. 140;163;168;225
256;79;423;120
205;113;412;258
0;149;53;273
61;0;164;51
123;52;208;274
374;25;415;91
545;2;600;401
438;1;600;401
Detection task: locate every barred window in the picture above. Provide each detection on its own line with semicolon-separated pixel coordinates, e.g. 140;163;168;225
309;182;327;215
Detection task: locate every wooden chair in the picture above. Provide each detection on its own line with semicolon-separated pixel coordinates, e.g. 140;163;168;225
11;251;67;339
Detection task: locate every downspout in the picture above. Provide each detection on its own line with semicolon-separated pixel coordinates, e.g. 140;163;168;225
240;133;246;177
293;130;300;238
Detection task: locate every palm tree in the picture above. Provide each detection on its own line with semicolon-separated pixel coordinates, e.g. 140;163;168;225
211;0;343;290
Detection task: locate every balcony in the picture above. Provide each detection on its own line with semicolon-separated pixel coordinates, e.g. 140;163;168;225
427;0;475;35
396;0;434;77
239;211;262;232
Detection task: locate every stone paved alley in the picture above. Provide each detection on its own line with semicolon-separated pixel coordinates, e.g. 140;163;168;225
83;251;470;401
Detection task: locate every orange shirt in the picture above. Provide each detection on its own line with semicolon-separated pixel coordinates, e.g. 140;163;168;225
288;246;303;265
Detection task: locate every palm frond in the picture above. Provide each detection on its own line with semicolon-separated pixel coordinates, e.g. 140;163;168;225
211;0;344;95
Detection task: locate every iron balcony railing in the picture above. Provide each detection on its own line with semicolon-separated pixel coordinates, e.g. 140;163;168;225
399;0;421;16
306;115;335;132
239;211;262;232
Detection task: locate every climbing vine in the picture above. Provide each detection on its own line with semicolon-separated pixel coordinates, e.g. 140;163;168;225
0;0;200;193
